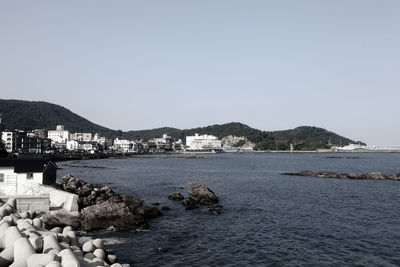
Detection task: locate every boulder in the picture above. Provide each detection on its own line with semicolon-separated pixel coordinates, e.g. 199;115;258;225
168;192;184;201
161;206;171;211
122;195;143;212
182;199;199;210
80;201;147;231
136;206;162;220
42;211;80;229
188;181;218;205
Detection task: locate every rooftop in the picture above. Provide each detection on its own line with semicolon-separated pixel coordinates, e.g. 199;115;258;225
0;159;58;173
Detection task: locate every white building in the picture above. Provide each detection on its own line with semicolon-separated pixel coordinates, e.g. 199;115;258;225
113;138;134;153
1;131;17;153
0;160;58;196
48;125;69;144
70;133;92;142
186;133;222;151
66;140;79;151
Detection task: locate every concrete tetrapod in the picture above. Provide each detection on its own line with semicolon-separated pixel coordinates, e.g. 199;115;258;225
45;261;62;267
92;239;103;250
5;226;23;248
43;235;62;253
82;241;94;253
12;237;36;266
0;197;129;266
58;249;80;267
27;254;58;267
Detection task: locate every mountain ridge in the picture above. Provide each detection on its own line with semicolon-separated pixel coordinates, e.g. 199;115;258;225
0;99;362;150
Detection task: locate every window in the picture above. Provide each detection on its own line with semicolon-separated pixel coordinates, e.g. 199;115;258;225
0;174;4;183
27;173;34;180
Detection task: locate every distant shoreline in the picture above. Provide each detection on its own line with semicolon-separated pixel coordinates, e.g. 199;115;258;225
5;149;400;163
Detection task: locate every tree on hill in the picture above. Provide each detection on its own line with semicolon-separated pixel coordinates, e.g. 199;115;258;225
0;141;7;158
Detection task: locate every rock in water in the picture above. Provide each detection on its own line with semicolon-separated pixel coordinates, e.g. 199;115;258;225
122;195;143;212
182;199;199;210
80;201;147;231
188;181;218;205
136;206;163;219
168;192;184;201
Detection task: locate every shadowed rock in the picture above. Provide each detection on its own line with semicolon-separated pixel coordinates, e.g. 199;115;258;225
80;201;147;231
168;192;184;201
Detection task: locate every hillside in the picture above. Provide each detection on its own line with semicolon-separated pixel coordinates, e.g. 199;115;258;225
0;99;362;150
0;99;118;138
253;126;361;151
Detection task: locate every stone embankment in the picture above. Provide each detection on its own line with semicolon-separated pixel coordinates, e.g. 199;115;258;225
53;175;162;231
168;181;222;215
0;198;129;267
282;170;400;180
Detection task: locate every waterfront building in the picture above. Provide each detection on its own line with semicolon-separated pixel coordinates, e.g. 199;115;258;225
151;134;173;152
0;159;57;195
70;132;92;142
66;140;79;151
2;131;49;154
186;133;222;151
32;129;46;139
173;139;183;151
94;134;112;149
78;141;99;152
1;131;17;153
48;125;69;144
113;138;134;153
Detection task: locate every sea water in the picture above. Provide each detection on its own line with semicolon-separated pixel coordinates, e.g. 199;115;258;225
58;153;400;266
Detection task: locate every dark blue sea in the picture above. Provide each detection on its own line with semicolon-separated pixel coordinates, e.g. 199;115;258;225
58;153;400;266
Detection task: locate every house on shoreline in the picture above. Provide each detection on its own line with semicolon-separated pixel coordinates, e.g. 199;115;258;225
0;159;58;195
0;159;78;212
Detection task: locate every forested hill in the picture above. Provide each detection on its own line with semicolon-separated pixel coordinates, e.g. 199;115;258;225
0;99;117;137
0;99;362;150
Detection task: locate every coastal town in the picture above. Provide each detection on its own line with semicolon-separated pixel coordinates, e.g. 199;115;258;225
0;115;229;156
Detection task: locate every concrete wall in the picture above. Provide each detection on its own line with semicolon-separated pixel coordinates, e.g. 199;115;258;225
0;195;50;212
47;188;79;212
0;167;18;195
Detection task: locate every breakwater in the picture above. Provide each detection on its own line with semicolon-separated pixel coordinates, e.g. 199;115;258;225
0;198;129;266
282;170;400;180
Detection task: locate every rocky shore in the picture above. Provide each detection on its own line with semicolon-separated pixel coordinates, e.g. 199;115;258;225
282;170;400;180
51;174;162;231
0;198;129;267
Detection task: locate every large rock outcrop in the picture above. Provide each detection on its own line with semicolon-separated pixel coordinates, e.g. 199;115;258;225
188;181;218;205
57;174;162;231
80;201;147;231
174;181;222;215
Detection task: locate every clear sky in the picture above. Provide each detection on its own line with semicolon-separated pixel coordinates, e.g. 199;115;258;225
0;1;399;146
